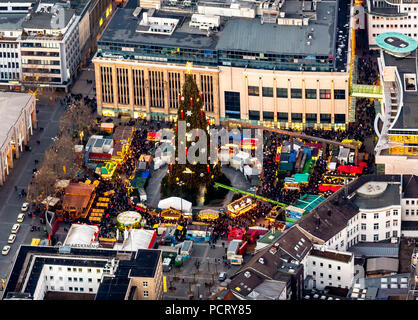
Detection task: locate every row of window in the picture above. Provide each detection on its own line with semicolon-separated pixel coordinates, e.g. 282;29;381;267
405;200;416;205
0;43;18;48
361;230;398;242
0;62;19;68
248;87;346;100
0;72;18;80
312;272;342;282
49;266;102;273
360;220;398;230
46;286;94;293
312;262;342;270
45;275;100;283
247;111;346;123
405;209;417;215
361;210;399;219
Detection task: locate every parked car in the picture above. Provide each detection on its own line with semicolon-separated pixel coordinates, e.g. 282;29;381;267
17;214;25;223
8;234;16;244
218;272;227;281
11;224;20;234
21;202;29;212
2;245;10;255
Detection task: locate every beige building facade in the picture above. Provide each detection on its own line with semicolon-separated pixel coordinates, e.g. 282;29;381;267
124;249;164;300
94;57;219;124
0;92;36;185
219;66;350;129
94;58;350;128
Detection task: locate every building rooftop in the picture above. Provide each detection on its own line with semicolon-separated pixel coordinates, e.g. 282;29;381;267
0;92;33;150
352;273;410;300
366;257;399;274
97;0;349;71
402;175;418;198
297;196;359;242
99;8;219;50
246;279;287;300
22;9;75;30
376;32;417;55
352;182;400;209
309;248;352;263
0;14;26;31
215;8;334;56
3;245;161;300
347;241;399;258
383;51;418;131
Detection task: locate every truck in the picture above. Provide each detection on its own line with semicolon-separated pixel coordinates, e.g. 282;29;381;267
227;239;243;265
162;257;172;272
180;240;193;258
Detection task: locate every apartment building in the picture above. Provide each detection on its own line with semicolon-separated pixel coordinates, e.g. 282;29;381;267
0;0;114;91
0;14;24;89
94;0;352;129
2;246;163;300
366;0;418;48
352;180;401;242
304;245;354;290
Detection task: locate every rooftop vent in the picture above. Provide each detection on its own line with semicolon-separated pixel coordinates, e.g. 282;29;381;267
258;257;265;264
244;271;251;278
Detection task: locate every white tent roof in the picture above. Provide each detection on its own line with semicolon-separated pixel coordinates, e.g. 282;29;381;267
63;224;99;246
234;151;250;160
117;229;156;251
158;197;192;212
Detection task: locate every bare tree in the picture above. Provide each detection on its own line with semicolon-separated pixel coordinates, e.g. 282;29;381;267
60;100;97;138
27;166;57;205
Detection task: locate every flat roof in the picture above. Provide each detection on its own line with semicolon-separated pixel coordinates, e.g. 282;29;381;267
22;9;75;29
352;183;400;209
99;8;218;50
99;1;338;56
216;5;335;56
310;249;352;263
0;92;33;150
376;32;418;54
0;14;26;31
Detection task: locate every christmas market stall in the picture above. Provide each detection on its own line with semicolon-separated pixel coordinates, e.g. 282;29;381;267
62;182;96;220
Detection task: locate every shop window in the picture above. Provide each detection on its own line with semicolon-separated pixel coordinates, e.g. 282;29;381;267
262;87;273;97
334;89;346;100
320;89;331;99
276;88;288;98
291;88;302;99
248;86;259;96
249;110;260;121
305;89;317;99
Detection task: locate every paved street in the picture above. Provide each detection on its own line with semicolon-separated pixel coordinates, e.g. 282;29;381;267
0;97;66;284
163;242;246;300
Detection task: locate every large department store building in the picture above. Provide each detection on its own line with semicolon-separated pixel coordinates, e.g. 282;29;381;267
93;0;353;129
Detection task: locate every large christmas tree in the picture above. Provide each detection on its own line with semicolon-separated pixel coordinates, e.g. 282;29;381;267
163;74;222;205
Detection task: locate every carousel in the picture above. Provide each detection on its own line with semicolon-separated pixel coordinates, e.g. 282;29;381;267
227;195;257;218
116;211;144;230
197;209;219;221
